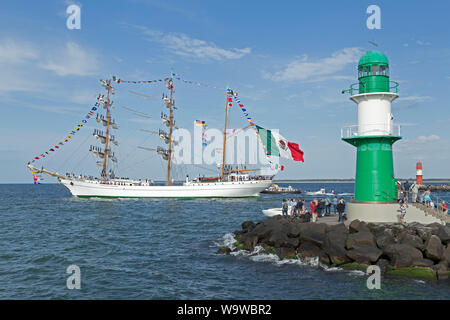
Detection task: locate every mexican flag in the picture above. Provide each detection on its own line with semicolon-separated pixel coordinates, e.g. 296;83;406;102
256;125;304;162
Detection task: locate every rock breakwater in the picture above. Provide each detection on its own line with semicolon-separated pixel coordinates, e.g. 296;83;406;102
218;216;450;280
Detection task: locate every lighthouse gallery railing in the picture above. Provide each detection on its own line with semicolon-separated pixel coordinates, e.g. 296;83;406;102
341;123;401;138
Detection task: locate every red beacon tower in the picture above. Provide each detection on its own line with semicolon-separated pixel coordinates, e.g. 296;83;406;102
416;162;423;185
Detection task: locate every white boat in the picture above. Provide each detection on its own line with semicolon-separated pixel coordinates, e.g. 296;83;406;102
305;188;335;196
58;176;271;198
27;76;273;198
262;207;282;217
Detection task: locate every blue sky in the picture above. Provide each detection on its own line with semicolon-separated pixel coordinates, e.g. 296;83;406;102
0;0;449;183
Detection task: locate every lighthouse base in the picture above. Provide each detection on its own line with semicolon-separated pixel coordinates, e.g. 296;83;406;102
346;202;445;225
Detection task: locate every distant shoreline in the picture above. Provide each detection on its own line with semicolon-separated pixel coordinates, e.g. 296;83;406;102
2;179;450;185
273;179;450;183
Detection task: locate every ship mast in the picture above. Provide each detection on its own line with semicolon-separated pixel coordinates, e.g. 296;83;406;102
221;89;230;180
166;74;175;185
102;79;112;179
91;78;118;179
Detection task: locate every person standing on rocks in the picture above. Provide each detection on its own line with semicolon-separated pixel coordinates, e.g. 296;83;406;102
397;200;408;224
310;198;318;222
291;198;297;217
296;198;304;215
336;197;346;222
418;190;424;204
325;196;331;215
403;180;410;203
441;201;447;214
318;198;325;217
287;199;293;217
282;199;288;217
396;179;402;201
424;190;432;207
410;182;419;203
332;196;338;214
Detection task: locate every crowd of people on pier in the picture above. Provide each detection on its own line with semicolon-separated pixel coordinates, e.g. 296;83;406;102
281;196;347;223
398;180;448;214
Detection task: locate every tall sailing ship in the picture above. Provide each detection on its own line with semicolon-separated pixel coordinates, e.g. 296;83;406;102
27;75;274;198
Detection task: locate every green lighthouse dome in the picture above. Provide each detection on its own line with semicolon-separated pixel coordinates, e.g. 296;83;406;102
358;50;390;93
358;50;389;67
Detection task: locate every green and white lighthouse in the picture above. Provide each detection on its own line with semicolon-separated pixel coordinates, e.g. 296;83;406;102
341;50;444;224
342;50;402;220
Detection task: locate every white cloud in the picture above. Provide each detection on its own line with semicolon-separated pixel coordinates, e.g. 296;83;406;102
268;47;363;82
397;95;432;102
40;41;99;76
0;39;45;94
138;27;251;61
416;135;440;143
0;39;38;64
416;40;431;46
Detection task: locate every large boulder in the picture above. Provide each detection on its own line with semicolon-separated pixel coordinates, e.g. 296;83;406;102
323;224;350;265
443;244;450;264
250;218;285;242
376;258;391;274
349;220;371;234
399;233;424;250
346;231;376;250
424;235;444;262
432;226;450;245
298;242;322;258
327;222;349;235
383;244;424;268
367;223;389;237
286;221;308;238
276;247;297;260
414;226;433;242
432;262;449;279
265;230;290;248
241;221;255;232
390;224;406;237
217;246;232;255
298;223;328;248
242;234;259;251
411;258;434;268
346;246;383;264
375;230;396;249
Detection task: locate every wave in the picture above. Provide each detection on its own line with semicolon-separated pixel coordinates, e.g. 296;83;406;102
216;233;365;276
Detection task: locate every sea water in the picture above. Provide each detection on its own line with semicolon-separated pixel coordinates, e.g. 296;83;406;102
0;183;449;299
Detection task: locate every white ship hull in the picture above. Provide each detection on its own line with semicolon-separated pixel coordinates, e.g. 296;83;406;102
60;178;272;198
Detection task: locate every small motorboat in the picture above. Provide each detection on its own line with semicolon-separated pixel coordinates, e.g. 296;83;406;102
261;184;301;194
305;188;335;196
262;207;282;217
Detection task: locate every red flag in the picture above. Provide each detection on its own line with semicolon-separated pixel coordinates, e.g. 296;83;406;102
287;142;304;162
